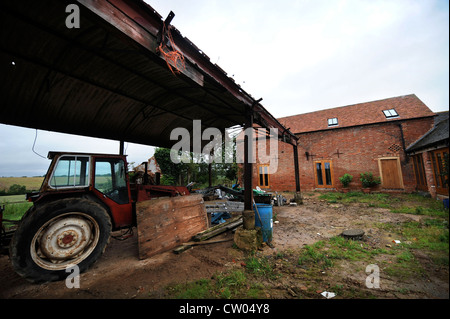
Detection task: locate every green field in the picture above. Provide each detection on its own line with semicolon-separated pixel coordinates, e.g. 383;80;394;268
0;176;43;191
0;177;41;228
1;195;32;230
0;194;28;204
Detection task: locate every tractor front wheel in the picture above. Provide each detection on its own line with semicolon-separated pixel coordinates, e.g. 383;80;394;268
9;198;111;283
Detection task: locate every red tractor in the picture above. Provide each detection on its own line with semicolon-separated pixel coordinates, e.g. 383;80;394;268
4;151;189;283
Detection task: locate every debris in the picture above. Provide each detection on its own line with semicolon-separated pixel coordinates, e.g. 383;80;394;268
273;194;287;206
173;238;234;254
192;216;242;242
173;245;193;254
320;291;336;299
205;201;244;213
393;240;401;244
287;287;297;297
386;244;392;248
210;212;232;225
289;202;297;206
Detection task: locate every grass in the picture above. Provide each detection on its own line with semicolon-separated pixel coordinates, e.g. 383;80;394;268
318;191;392;205
378;219;449;252
0;194;28;204
1;195;32;230
163;255;277;299
244;254;278;279
318;192;448;218
165;269;265;299
161;192;449;299
298;236;389;270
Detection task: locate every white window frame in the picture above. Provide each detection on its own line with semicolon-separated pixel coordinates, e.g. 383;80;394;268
48;155;91;189
328;118;338;127
382;109;399;119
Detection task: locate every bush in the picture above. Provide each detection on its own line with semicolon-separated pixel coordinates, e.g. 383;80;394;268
1;184;28;196
360;172;381;188
339;173;353;187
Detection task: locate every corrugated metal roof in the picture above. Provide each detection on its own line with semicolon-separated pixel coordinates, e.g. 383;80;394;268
0;0;297;150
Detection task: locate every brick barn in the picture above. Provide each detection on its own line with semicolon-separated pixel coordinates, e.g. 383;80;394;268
248;94;448;198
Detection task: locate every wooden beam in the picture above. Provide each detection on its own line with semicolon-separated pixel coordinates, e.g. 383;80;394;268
244;106;254;211
293;143;303;204
293;144;300;192
77;0;204;86
191;216;243;242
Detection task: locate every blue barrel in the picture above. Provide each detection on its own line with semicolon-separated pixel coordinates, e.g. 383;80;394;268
253;203;273;242
443;198;449;209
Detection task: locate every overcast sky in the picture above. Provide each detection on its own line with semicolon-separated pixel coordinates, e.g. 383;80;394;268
1;0;448;177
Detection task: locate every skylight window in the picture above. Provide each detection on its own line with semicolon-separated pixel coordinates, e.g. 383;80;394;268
328;118;338;126
383;109;399;118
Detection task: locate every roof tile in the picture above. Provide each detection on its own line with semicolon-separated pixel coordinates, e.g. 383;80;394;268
278;94;435;134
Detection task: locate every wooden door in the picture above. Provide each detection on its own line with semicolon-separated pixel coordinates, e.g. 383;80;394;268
412;154;427;191
379;158;403;189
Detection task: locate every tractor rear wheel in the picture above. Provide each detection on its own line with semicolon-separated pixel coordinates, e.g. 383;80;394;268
9;198;111;283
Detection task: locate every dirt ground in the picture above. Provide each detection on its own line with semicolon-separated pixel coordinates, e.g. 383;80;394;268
0;193;448;299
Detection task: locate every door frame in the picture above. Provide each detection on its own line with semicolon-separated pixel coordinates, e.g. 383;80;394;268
377;157;404;189
257;164;270;189
411;153;428;191
313;159;334;188
430;148;449;196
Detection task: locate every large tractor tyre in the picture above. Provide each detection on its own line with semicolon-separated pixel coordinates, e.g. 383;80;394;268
9;198;111;283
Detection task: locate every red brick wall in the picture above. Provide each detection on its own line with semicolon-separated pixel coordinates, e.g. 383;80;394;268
249;118;434;192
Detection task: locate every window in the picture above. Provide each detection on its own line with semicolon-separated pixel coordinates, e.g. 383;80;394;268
383;109;399;118
430;148;449;196
258;165;270;188
314;160;333;188
95;158;129;204
328;118;338;126
49;156;89;188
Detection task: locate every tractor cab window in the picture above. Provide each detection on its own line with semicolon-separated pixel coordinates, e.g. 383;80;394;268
50;156;90;188
94;158;129;204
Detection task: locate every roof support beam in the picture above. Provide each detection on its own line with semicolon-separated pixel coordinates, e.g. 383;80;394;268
244;104;254;211
78;0;204;86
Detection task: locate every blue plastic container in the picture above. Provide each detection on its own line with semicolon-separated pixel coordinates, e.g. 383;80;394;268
253;203;273;242
443;198;449;209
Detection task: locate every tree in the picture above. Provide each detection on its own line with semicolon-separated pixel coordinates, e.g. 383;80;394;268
153;146;238;187
154;148;184;185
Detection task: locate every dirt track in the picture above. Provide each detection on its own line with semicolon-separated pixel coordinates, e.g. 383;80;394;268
1;194;448;299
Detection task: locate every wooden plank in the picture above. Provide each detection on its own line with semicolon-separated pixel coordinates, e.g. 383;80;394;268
183;238;234;246
173;238;233;254
136;194;208;259
191;216;242;242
